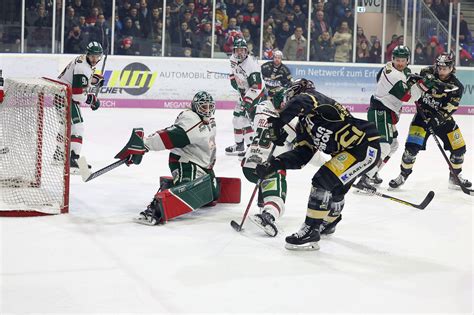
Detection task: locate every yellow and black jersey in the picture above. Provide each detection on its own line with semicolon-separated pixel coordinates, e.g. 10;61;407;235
417;66;464;123
276;91;380;169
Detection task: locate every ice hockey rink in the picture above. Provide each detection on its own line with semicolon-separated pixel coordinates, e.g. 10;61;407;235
1;108;472;314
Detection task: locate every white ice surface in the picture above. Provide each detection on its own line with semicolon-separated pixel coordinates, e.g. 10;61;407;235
1;108;473;314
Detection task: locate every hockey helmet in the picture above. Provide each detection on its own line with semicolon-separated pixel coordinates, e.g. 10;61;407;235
233;38;248;61
436;52;454;68
285;78;315;100
392;45;410;60
86;41;103;56
191;91;215;120
272;87;287;111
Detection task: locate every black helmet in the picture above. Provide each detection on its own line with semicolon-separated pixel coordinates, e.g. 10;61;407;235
285;78;315;100
436;52;454;68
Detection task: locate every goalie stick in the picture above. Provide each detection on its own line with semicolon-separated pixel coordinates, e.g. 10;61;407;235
352;182;435;209
78;156;127;182
230;145;276;232
416;104;474;196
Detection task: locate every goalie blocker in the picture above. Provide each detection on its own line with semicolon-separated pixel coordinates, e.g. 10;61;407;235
139;175;241;224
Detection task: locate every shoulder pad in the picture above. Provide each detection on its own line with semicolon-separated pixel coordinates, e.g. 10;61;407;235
175;109;201;130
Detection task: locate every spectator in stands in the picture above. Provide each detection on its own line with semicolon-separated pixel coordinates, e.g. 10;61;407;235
223;29;242;55
78;16;89;34
312;31;335;62
114;13;123;36
285;11;297;33
263;24;276;48
65;6;79;33
275;21;292;50
455;12;473;44
356;39;370;63
313;10;331;39
89;14;110;47
385;34;403;61
414;43;428;65
283;26;307;61
65;24;85;53
138;0;153;38
369;38;382;63
85;7;100;26
215;2;229;30
180;21;194;49
333;0;351;30
242;2;260;41
424;35;444;64
332;21;352;62
195;19;212;53
117;37;136;55
459;46;474;66
262;41;274;60
269;0;291;27
122;16;140;38
339;7;354;31
236;14;245;31
227;0;245;19
118;0;132;20
33;5;51;28
431;0;448;25
182;9;198;32
196;0;211;21
72;0;88;18
356;26;369;47
293;4;306;30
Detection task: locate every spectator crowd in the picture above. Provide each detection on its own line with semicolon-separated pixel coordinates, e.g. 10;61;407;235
0;0;472;65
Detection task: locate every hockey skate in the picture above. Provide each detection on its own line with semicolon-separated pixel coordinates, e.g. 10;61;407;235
353;174;376;193
372;172;383;185
448;172;472;190
320;215;342;236
70;151;90;175
389;172;409;189
249;211;278;237
135;199;162;226
225;141;245;156
285;223;321;251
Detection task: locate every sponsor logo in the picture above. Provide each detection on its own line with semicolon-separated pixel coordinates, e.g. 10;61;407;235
91;62;157;96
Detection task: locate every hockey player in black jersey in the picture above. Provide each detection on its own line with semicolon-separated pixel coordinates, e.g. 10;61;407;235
261;50;293;98
255;79;381;251
389;52;472;190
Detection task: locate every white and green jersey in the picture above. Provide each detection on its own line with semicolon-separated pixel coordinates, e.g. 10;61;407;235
243;100;296;169
229;55;265;106
145;110;217;170
373;62;421;116
58;54;95;103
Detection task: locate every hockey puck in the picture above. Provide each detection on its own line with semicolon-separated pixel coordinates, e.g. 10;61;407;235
230;220;242;232
0;147;9;154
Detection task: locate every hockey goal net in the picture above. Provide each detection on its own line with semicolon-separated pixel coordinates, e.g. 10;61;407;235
0;77;71;216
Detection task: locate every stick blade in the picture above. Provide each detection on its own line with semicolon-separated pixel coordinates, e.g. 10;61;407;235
417;191;435;209
77;156;92;182
230;220;242;232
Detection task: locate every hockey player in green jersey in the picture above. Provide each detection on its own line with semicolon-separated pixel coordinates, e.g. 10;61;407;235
57;41;104;173
389;52;472;190
131;91;220;225
354;45;431;190
226;38;266;157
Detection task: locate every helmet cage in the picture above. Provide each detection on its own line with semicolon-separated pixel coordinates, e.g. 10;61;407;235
192;92;215;119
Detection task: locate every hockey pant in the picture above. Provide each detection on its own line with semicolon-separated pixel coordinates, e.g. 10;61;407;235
366;108;399;178
232;101;253;145
400;113;466;175
305;141;381;227
242;166;287;219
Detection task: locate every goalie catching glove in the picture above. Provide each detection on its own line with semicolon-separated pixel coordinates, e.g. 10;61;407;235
115;127;148;165
86;93;101;110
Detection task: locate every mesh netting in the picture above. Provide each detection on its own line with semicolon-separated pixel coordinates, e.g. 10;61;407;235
0;78;70;215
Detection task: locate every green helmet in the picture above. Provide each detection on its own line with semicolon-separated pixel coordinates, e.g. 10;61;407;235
86;41;103;56
392;45;410;60
191;91;215;120
233;38;248;61
272;88;287;111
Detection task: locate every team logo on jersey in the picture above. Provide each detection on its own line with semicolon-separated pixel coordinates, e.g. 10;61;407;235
92;62;157;96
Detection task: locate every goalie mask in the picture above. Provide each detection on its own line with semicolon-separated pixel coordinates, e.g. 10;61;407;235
191;91;215;121
285;78;315;101
86;41;103;66
233;38;248;62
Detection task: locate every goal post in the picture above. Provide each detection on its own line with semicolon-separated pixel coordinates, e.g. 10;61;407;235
0;77;71;216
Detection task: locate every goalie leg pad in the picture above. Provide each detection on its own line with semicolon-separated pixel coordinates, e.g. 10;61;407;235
154;174;215;222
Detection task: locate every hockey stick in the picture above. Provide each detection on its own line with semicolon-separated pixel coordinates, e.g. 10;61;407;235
78;156;127;182
230;144;276;232
409;73;459;92
94;25;109;97
353;182;435;209
416;104;474;196
207;70;230;76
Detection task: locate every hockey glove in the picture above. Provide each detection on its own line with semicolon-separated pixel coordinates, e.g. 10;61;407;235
267;117;287;146
416;74;437;93
255;157;285;179
91;73;105;88
115;128;148;166
86;93;101;110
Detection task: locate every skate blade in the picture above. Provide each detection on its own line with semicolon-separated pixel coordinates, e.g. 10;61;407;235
448;183;463;191
249;215;278;237
225;151;245;156
133;217;158;226
285;242;320;251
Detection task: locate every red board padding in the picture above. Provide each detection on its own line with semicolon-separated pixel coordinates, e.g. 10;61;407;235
155;190;193;222
159;176;241;204
217;177;241;203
